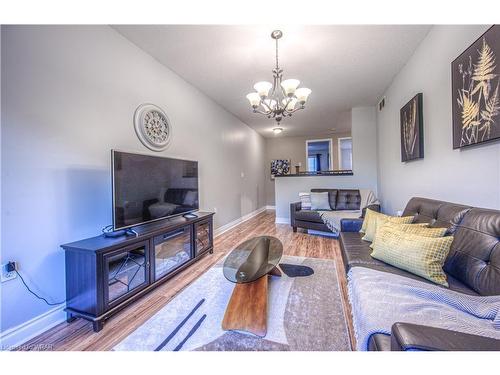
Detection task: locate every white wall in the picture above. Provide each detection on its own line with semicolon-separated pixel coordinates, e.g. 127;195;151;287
0;26;266;341
274;106;378;221
377;25;500;214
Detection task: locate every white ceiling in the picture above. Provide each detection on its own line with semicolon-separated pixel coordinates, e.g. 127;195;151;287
113;25;431;138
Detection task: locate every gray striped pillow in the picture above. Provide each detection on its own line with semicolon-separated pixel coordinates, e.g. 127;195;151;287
299;192;311;210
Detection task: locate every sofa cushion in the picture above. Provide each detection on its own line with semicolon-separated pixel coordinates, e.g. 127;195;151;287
298;192;312;210
361;210;415;242
368;334;391;351
310;192;331;210
339;231;477;295
370;225;454;286
402;197;471;231
294;210;324;223
311;189;338;209
444;207;500;296
336;189;361;210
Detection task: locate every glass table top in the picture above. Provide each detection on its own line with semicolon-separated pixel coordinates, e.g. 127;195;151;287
223;236;283;283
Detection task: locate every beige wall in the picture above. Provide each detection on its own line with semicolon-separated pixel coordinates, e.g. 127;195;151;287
376;25;500;215
265;131;351;205
274;106;378;220
1;25;267;338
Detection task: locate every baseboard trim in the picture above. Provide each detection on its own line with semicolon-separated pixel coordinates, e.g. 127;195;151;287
0;304;66;350
275;217;290;224
214;206;267;238
1;206;269;350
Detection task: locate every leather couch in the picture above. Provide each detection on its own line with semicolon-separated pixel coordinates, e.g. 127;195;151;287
339;197;500;351
290;189;380;233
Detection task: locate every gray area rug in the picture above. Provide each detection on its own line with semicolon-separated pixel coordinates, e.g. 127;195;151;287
114;255;351;351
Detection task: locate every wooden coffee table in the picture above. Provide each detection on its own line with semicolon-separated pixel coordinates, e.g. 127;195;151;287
221;236;283;337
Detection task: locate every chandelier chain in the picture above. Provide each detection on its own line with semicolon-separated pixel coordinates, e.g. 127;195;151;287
275;37;279;70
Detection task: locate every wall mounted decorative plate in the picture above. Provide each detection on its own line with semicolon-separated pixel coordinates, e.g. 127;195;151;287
134;103;172;152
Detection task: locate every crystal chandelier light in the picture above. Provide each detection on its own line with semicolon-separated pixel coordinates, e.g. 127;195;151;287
246;30;312;134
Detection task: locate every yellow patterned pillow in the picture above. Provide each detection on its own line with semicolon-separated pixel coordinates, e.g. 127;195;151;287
371;225;454;286
369;221;446;249
391;223;448;237
361;209;414;242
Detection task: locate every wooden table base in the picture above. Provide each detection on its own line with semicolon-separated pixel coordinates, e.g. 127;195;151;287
222;267;281;337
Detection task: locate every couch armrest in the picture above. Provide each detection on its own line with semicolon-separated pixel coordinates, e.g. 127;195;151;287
361;204;380;218
340;218;364;232
290;202;301;228
390;322;500;351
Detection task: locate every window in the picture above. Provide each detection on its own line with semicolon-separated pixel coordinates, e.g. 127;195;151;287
306;139;332;172
338;137;353;170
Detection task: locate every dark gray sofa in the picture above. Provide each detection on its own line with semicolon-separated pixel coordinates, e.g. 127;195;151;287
290;188;380;233
339;197;500;351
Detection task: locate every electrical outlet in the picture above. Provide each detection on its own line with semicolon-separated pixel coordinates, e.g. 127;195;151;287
1;262;17;283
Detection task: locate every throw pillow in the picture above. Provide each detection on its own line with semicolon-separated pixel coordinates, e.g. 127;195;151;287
310;192;331;210
370;221;447;249
299;192;312;210
371;225;454;286
390;223;448;237
361;209;414;242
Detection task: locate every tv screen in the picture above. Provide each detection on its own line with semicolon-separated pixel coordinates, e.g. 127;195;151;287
112;150;199;230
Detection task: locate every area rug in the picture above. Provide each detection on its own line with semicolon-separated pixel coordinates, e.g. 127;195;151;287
113;255;351;351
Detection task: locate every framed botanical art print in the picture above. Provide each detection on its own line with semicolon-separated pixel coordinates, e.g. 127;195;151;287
400;93;424;162
452;25;500;149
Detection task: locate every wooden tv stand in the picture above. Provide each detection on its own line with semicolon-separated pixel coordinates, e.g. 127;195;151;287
61;212;214;332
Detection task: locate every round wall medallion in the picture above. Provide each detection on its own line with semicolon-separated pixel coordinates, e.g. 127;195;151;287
134;104;172;152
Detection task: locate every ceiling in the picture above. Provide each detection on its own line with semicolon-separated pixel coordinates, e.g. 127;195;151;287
113;25;431;138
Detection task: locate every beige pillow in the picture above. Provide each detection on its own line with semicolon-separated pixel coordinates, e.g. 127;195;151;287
370;221;448;249
361;209;414;242
391;223;448;237
371;225;454;286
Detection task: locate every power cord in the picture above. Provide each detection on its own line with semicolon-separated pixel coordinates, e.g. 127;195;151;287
14;268;65;306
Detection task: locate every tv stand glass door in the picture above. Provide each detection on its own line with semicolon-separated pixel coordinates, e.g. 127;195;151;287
153;225;192;280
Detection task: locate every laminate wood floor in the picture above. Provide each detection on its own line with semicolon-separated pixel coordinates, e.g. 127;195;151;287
18;210;355;351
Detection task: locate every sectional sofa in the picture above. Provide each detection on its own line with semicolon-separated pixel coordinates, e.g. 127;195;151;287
339;197;500;351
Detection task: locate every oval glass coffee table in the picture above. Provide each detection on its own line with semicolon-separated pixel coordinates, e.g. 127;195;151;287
221;236;283;337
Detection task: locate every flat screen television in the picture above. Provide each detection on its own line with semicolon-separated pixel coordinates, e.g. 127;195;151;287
112;150;199;230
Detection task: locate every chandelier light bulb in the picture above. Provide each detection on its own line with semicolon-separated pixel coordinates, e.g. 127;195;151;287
295;87;312;104
283;98;298;111
273;127;283;134
281;79;300;97
253;81;273;98
246;93;261;107
263;99;277;110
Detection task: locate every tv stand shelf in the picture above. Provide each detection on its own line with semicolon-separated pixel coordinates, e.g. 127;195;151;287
61;212;214;332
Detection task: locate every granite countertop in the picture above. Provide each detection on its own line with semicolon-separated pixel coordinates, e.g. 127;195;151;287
274;170;353;177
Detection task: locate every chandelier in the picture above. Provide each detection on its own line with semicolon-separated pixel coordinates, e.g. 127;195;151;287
246;30;311;134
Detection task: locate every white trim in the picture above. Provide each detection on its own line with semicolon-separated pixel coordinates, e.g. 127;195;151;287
275;217;290;224
214;206;267;238
265;205;275;210
0;304;66;350
305;138;333;172
338;136;353;170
